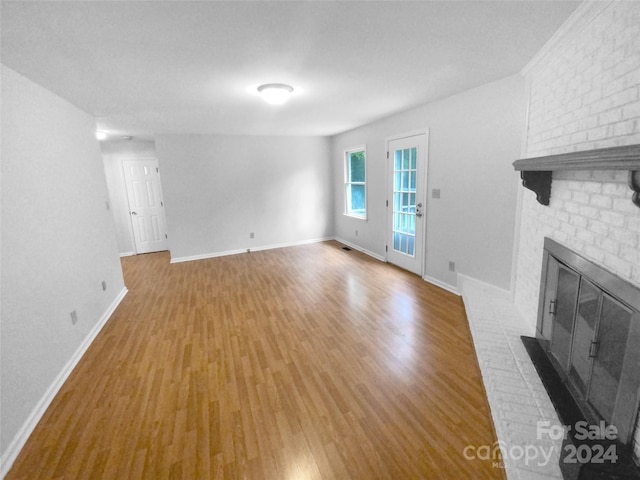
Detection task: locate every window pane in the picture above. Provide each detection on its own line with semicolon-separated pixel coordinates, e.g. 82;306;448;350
345;148;366;217
391;145;418;256
349;151;365;182
349;184;365;212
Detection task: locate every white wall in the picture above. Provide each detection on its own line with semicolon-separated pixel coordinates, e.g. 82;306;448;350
332;74;526;291
101;139;158;255
155;135;333;261
0;65;126;469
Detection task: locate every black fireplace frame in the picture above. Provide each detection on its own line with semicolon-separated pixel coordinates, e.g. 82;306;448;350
536;237;640;446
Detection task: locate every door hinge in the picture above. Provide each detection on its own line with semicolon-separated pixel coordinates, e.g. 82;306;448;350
549;299;557;315
156;167;159;173
386;151;389;159
165;233;168;239
385;245;388;252
161;201;164;206
386;200;388;207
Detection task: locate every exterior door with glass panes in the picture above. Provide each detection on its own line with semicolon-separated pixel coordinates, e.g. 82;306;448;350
386;133;427;275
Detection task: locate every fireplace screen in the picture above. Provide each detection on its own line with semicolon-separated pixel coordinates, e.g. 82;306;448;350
537;238;640;445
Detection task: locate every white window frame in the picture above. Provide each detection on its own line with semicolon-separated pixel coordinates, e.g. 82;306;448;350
344;146;367;219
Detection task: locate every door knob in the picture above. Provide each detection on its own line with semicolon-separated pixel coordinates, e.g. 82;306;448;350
131;211;137;215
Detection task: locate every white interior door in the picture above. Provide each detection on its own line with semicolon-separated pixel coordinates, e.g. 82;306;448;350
386;133;427;276
123;159;169;254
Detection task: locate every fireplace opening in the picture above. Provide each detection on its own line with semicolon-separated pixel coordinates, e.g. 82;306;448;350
525;237;640;478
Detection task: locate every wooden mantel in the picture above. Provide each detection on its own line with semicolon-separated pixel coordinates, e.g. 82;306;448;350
512;144;640;208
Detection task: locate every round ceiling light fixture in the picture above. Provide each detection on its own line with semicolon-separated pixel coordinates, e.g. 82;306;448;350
257;83;294;105
96;130;107;140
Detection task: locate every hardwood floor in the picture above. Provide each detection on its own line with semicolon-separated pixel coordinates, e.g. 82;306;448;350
7;241;505;479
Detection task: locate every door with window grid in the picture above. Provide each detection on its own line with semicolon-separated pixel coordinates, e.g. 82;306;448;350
386;134;427;275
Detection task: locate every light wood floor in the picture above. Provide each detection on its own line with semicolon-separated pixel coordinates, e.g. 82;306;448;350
7;241;504;479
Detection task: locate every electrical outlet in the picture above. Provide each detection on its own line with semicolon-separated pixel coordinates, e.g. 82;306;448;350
102;280;107;291
432;188;441;199
448;261;456;272
250;232;255;239
70;310;78;325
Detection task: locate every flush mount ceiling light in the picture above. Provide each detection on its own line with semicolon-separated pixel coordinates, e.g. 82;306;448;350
257;83;294;105
95;130;107;140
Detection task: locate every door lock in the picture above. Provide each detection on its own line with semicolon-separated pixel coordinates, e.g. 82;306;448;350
416;203;423;218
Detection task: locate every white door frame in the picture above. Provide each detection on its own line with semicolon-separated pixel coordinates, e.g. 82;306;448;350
385;129;429;276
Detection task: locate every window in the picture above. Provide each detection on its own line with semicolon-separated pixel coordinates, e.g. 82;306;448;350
344;147;366;218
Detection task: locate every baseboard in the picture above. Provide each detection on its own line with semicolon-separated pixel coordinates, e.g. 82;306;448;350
0;287;128;479
333;237;385;262
169;237;334;264
119;251;135;258
422;274;460;296
170;248;247;263
333;238;460;294
457;273;512;301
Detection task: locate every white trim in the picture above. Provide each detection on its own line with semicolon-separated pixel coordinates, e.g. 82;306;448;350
333;237;385;262
171;248;248;263
521;1;614;75
335;238;459;295
384;128;430;144
422;274;460;296
119;251;135;258
457;274;512;301
509;72;533;301
342;212;367;221
0;287;128;479
169;237;334;264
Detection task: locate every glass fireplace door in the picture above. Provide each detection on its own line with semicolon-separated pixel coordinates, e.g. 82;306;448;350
568;279;600;396
550;264;580;370
587;294;633;423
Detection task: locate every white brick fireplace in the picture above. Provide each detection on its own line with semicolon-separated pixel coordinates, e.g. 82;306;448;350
462;2;640;479
514;0;640;470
